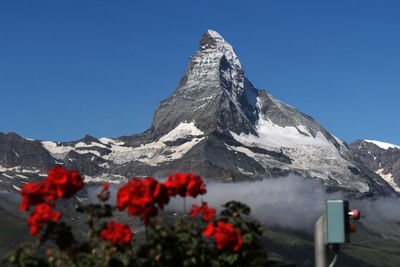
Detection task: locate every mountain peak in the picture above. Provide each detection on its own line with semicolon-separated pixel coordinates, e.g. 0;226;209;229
199;30;242;70
199;30;222;50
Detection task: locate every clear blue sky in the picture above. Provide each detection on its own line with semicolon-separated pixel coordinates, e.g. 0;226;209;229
1;1;399;145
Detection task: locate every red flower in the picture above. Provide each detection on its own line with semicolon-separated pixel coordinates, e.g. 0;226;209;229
27;203;61;236
103;183;109;190
190;202;216;222
203;222;215;237
19;182;53;211
19;166;83;237
19;166;84;211
117;177;169;224
100;221;133;245
164;172;206;198
203;221;242;252
46;166;84;198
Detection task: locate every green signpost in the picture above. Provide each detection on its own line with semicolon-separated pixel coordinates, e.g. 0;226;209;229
314;200;360;267
326;200;349;244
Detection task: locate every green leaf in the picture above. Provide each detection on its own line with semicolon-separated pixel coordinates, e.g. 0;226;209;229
242;233;253;244
160;230;168;237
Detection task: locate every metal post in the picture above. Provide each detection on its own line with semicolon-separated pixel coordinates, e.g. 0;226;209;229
315;215;328;267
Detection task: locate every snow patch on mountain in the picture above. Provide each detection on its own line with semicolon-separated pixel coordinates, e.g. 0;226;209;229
225;145;258;159
0;166;41;174
0;165;48;181
364;140;400;150
99;162;109;168
230;116;336;150
376;168;400;192
75;141;108;149
108;137;204;166
42;141;106;159
12;185;21;191
41;141;73;160
0;166;19;172
1;173;14;179
159;121;203;142
84;173;128;184
99;138;125;146
74;150;102;157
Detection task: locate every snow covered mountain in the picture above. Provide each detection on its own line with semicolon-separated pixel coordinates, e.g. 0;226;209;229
350;139;400;192
0;30;396;198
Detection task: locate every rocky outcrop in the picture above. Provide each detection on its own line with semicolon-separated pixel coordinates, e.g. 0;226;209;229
350;140;400;192
0;132;56;170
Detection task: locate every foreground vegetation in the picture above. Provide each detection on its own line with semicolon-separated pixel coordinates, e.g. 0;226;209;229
1;166;400;266
1;167;267;266
2;209;400;266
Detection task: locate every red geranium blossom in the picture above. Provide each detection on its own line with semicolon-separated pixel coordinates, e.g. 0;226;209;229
19;181;55;211
100;221;133;245
19;166;84;211
164;172;206;198
190;202;216;222
27;203;61;236
103;183;109;190
203;221;242;252
46;165;84;198
117;177;169;224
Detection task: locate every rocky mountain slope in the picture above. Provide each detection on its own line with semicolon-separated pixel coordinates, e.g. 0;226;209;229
350;139;400;192
0;30;396;199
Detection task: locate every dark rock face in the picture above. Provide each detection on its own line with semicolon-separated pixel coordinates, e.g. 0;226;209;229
350;140;400;190
0;132;56;171
0;30;397;199
199;31;218;51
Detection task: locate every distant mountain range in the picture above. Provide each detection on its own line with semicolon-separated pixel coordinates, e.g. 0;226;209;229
1;30;398;199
